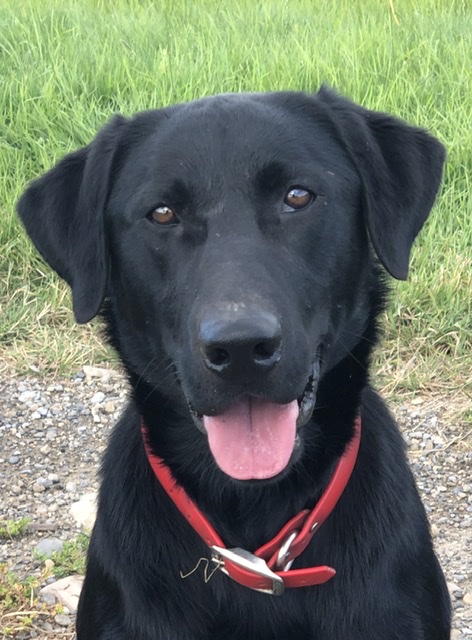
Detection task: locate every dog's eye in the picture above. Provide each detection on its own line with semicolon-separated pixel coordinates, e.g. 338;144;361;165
148;206;180;226
283;187;315;212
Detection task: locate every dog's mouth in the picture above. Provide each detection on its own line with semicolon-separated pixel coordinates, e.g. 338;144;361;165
188;362;320;481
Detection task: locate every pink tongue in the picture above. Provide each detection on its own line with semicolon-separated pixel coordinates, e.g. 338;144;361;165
203;398;299;480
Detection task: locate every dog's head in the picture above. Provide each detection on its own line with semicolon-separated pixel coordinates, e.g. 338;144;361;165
17;88;445;481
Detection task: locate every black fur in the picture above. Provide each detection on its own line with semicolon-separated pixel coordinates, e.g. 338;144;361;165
17;88;450;639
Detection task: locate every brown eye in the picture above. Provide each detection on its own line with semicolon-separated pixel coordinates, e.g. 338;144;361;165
148;205;179;226
283;187;314;212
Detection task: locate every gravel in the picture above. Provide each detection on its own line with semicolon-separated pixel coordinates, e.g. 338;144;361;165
0;367;470;638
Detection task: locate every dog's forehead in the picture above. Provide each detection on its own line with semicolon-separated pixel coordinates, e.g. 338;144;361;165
173;92;301;138
133;93;337;177
114;93;357;214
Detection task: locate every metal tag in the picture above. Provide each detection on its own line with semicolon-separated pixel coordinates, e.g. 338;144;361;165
211;546;285;596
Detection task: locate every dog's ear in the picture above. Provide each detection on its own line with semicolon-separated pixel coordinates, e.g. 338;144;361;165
17;116;127;323
316;88;446;279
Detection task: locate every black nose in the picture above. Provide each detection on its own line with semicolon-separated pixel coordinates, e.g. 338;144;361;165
199;308;282;380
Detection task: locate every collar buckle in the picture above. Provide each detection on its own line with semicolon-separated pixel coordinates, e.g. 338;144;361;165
211;545;285;596
275;530;298;571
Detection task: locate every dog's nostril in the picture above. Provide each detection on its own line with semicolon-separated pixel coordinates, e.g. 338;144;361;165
253;340;279;362
208;347;231;368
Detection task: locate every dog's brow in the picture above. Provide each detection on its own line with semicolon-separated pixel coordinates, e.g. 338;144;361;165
256;161;291;193
162;179;194;208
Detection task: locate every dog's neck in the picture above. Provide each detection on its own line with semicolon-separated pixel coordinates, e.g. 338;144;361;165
140;416;361;594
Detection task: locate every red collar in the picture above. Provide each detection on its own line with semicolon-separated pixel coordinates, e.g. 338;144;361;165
142;415;361;596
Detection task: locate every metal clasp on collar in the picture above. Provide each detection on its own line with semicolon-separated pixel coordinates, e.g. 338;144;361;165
210;546;285;596
275;530;298;571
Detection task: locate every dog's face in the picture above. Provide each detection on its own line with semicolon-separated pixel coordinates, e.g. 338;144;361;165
17;89;445;481
107;95;367;479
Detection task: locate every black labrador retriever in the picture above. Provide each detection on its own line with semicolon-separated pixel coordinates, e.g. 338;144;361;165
18;88;451;639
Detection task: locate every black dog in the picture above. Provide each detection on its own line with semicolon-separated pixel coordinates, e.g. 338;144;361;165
18;88;451;639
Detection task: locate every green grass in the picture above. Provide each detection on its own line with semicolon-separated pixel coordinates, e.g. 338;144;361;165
0;518;30;540
0;538;87;636
0;0;470;397
34;533;89;579
0;565;41;636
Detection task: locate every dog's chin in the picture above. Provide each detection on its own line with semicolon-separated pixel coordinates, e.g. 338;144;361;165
186;361;320;482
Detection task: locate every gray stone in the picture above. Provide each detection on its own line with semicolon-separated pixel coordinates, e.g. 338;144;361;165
40;592;57;606
37;477;53;488
54;613;71;627
18;390;36;402
35;537;64;558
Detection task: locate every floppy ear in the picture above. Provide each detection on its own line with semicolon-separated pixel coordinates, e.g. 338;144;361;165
17;116;127;323
317;88;446;279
